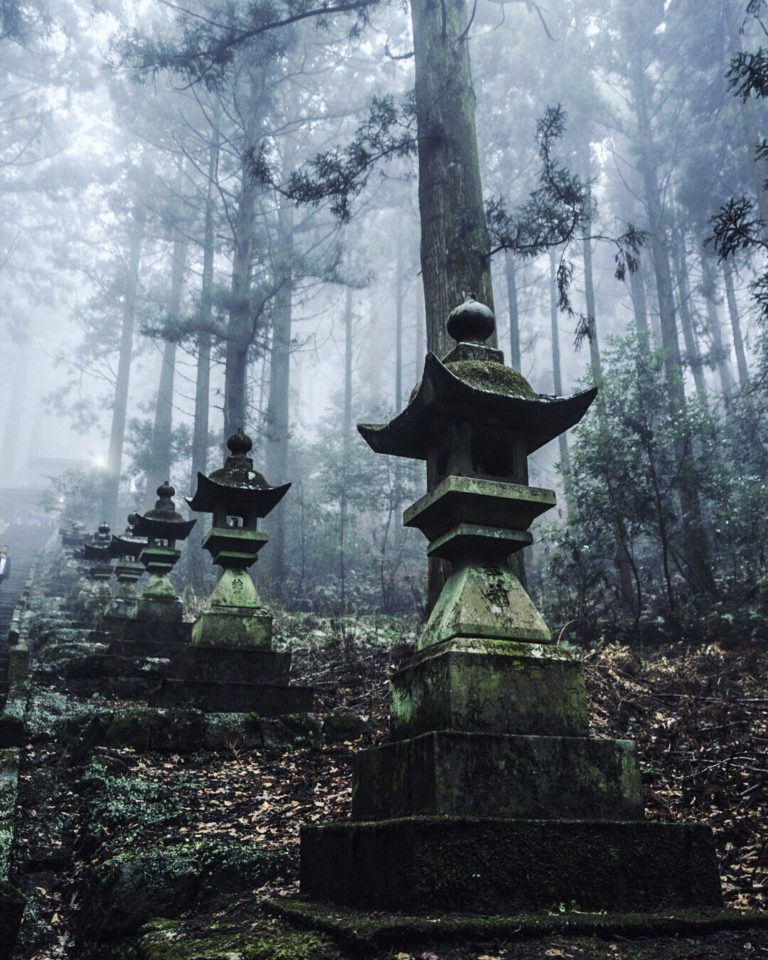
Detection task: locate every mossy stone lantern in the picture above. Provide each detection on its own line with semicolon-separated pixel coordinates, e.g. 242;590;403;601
300;297;723;918
150;428;313;714
131;481;196;622
83;522;114;589
186;427;290;648
104;515;146;620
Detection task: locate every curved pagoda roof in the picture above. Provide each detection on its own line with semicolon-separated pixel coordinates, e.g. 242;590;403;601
133;482;196;541
358;351;597;460
187;428;290;518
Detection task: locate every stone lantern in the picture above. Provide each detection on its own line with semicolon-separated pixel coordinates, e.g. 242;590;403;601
130;481;196;623
150;429;313;714
103;515;146;622
299;297;722;918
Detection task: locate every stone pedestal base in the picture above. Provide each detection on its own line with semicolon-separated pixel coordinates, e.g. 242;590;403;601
300;817;722;913
390;639;588;740
118;619;192;648
191;608;272;649
352;731;642;821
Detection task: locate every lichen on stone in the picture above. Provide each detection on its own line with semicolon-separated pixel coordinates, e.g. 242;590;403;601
444;360;537;398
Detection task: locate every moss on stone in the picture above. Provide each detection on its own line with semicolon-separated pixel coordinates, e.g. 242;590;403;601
138;913;342;960
445;360;537;398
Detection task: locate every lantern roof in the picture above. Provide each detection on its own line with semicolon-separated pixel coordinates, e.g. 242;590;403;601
358;296;596;460
187;428;290;517
132;482;196;541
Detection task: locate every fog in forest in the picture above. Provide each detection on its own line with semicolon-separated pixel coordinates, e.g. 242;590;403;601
2;0;767;630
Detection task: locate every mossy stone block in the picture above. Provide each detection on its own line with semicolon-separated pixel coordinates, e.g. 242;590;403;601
190;609;273;649
168;646;290;685
300;816;723;913
149;678;314;714
120;620;192;646
352;731;642;821
390;638;588;739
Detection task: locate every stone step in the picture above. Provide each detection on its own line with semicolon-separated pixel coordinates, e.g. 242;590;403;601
149;678;315;714
300;817;723;914
352;731;643;822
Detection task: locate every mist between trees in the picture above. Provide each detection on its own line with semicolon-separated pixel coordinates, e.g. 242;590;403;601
5;0;768;641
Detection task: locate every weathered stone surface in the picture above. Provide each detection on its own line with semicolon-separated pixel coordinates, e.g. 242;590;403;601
419;563;552;647
168;645;290;684
149;678;314;714
300;817;723;913
120;620;192;646
390;638;588;739
352;731;642;821
190;607;273;649
0;748;23;956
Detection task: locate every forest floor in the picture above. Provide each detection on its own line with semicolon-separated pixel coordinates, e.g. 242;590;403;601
8;590;768;960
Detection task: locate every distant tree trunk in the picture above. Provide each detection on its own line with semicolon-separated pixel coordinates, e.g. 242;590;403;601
723;261;749;387
505;249;521;371
146;230;188;502
187;129;218;591
263;200;294;590
340;287;353;611
628;22;717;597
102;201;145;526
583;229;636;613
628;262;652;350
395;236;404;408
700;253;735;399
673;240;708;407
1;334;32;484
549;249;569;468
415;277;424;371
410;0;494;357
223;82;261;437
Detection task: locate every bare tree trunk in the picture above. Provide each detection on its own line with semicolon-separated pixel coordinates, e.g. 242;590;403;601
583;230;635;611
1;333;32;484
628;262;652;350
673;239;708;407
505;248;521;371
146;229;188;502
187;129;218;590
628;23;717;596
103;201;145;526
410;0;494;357
549;249;569;469
263;200;294;589
395;236;403;408
223;81;260;437
340;287;353;611
723;261;749;387
700;253;735;399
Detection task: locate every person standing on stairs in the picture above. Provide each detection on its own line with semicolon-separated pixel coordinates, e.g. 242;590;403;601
0;546;11;584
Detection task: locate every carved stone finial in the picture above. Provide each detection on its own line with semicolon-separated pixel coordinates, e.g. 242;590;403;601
98;521;111;537
227;427;253;458
446;294;495;345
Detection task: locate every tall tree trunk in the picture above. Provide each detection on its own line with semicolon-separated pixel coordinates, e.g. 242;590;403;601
223;83;260;437
505;248;521;371
263;200;294;589
340;287;353;611
395;236;404;408
583;230;635;611
415;276;424;372
102;201;145;526
549;249;569;469
628;262;652;350
673;239;708;407
410;0;494;357
628;21;716;596
1;333;32;484
146;229;188;502
187;129;218;591
723;261;749;387
700;253;735;399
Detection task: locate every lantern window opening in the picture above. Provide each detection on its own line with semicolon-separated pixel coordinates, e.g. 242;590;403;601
226;515;245;529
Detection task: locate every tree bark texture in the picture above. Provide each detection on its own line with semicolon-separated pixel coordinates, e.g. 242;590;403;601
410;0;495;357
504;248;521;371
723;261;749;387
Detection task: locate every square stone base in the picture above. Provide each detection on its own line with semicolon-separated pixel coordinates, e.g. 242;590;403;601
191;608;273;649
391;639;588;740
352;731;643;821
167;646;290;685
149;678;314;714
119;620;192;647
300;817;722;913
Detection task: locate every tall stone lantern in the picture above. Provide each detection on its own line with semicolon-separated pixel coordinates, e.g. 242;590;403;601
150;429;313;714
103;515;146;622
82;522;114;593
299;297;722;917
130;481;196;623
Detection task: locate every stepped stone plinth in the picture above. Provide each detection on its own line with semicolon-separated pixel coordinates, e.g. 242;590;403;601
101;515;145;626
80;522;114;620
300;296;723;915
150;429;313;715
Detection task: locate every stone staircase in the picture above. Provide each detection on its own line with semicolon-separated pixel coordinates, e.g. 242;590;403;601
0;523;53;709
